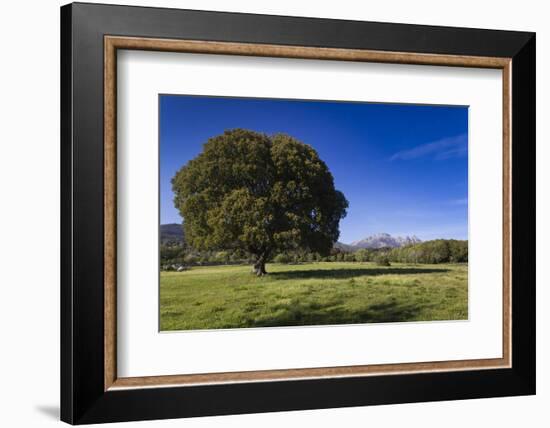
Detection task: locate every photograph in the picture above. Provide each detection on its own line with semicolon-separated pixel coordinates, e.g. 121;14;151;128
159;95;469;331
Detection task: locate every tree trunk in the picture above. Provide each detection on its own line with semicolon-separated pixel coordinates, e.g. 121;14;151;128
252;253;268;276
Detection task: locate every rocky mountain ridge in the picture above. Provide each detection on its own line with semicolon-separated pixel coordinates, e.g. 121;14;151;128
349;232;421;249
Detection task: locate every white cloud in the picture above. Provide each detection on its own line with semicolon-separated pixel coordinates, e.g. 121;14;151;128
390;133;468;161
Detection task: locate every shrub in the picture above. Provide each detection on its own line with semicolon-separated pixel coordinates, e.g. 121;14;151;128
183;254;199;265
273;253;292;264
214;251;230;264
343;252;356;262
375;255;391;267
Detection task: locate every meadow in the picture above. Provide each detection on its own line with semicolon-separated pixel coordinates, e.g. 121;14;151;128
160;262;468;331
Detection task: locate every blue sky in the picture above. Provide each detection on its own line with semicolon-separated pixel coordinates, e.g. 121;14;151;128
160;95;468;243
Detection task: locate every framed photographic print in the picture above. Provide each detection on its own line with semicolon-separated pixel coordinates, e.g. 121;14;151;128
60;2;535;424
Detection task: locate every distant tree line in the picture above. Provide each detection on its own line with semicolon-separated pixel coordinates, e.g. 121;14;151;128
161;239;467;270
387;239;468;264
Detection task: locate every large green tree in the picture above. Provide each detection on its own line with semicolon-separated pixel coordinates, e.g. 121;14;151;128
172;129;348;276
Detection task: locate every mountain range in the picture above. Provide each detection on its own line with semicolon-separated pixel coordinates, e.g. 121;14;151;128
160;223;185;244
349;233;421;249
160;224;421;251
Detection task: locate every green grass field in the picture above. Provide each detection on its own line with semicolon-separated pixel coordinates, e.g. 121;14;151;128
160;262;468;331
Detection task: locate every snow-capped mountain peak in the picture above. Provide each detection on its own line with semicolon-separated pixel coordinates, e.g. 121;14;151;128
349;233;421;249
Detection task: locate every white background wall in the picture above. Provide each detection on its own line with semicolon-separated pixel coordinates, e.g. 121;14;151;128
0;0;546;426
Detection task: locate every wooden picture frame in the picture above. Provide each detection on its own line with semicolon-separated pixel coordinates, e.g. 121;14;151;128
61;2;535;424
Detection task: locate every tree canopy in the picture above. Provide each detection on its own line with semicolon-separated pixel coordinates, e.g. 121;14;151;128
172;129;348;275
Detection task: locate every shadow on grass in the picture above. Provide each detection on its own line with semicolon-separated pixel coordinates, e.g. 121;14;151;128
269;267;449;280
244;298;427;328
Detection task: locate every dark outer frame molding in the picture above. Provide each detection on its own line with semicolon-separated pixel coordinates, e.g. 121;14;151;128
61;2;535;424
